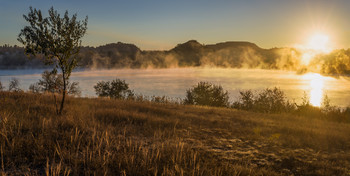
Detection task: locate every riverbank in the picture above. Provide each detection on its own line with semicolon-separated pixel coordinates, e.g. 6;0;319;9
1;91;350;175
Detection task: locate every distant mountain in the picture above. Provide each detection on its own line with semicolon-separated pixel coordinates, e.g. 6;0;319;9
166;40;301;69
79;42;142;68
1;40;350;77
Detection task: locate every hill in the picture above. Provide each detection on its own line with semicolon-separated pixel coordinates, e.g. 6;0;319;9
1;41;350;76
1;91;350;175
60;40;304;70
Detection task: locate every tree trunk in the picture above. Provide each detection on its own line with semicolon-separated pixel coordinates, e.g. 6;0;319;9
53;92;59;115
58;73;66;115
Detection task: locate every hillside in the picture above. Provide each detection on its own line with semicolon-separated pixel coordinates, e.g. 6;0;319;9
82;40;300;69
0;41;303;70
1;91;350;175
1;40;350;76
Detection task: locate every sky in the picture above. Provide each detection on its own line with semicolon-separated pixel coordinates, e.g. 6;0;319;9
1;0;350;50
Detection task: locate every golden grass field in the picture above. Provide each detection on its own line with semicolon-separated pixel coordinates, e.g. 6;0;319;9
0;91;350;175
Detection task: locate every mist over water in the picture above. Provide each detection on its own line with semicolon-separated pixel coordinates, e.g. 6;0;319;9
0;68;349;107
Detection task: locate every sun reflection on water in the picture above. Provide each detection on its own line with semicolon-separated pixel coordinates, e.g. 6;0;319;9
302;73;325;107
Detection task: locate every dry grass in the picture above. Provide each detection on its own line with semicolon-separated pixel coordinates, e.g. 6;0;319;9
0;91;350;175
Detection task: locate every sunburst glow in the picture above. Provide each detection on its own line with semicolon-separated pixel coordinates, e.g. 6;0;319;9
299;33;332;65
307;33;331;53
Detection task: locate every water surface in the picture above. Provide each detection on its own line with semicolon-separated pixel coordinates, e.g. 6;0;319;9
0;68;349;107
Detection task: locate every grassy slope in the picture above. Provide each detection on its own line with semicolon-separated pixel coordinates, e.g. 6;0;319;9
0;92;350;175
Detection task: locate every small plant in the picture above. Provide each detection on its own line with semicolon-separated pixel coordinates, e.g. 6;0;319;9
67;81;81;97
344;107;350;116
184;82;229;107
37;70;81;96
0;80;4;91
8;78;22;92
38;70;63;94
321;94;337;113
294;92;321;116
29;83;41;93
150;95;173;104
253;127;261;136
269;133;281;142
94;78;134;99
301;91;310;106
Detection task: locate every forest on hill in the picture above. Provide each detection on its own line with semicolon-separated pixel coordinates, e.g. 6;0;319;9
1;40;349;77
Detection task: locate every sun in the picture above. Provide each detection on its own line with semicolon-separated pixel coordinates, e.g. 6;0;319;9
307;33;331;53
299;33;332;65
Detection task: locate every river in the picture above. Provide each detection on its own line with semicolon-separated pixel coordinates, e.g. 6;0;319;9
0;68;349;107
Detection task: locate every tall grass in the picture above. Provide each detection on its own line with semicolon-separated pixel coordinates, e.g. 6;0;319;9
0;92;271;175
1;91;350;175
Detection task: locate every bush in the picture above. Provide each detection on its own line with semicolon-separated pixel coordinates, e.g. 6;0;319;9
233;90;254;110
35;70;81;96
67;82;81;97
38;70;63;93
94;78;134;99
233;87;294;113
8;78;22;92
344;107;350;116
254;87;291;113
0;80;4;91
233;88;350;120
294;92;348;120
29;83;41;93
184;82;229;107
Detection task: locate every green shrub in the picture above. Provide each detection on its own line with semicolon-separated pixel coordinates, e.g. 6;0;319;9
94;78;134;99
184;82;229;107
233;90;254;110
233;87;294;113
254;87;291;113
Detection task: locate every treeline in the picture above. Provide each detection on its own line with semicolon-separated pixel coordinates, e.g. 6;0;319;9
44;41;305;70
0;45;46;69
309;49;350;76
1;41;350;76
